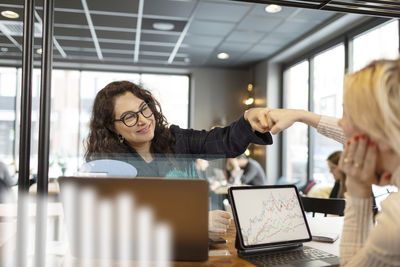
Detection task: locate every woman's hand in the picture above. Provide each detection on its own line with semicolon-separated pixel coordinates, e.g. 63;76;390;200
339;134;378;198
244;108;270;133
208;210;232;233
244;108;322;134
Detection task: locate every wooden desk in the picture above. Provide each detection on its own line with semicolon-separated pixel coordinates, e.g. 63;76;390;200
61;216;342;266
29;181;60;195
0;204;342;266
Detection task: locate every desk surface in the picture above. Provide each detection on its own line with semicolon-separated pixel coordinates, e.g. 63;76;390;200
60;216;343;266
0;202;343;266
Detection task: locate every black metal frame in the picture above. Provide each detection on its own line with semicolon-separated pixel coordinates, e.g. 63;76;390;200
233;0;400;18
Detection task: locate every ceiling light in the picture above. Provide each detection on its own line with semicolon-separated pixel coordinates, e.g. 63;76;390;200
1;10;19;19
184;57;191;63
244;148;251;157
244;97;255;105
265;4;282;13
153;22;174;31
36;48;42;54
247;83;253;92
1;47;8;52
217;52;229;60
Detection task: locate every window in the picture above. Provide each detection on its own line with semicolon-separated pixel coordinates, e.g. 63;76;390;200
7;69;189;178
0;67;17;166
78;71;140;167
352;20;399;72
283;60;309;183
312;44;345;183
281;19;399;185
140;74;189;128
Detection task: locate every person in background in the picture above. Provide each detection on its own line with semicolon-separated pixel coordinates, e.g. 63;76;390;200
327;151;346;198
264;58;400;265
85;81;274;233
0;161;16;203
226;154;267;186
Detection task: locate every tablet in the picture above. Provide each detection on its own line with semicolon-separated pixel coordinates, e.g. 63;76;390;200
228;185;312;249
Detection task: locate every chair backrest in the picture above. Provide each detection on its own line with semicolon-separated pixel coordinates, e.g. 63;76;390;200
300;196;345;217
79;159;138;177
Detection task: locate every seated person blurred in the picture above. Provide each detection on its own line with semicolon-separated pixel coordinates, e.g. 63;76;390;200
226;154;266;186
327;151;346;198
0;161;16;203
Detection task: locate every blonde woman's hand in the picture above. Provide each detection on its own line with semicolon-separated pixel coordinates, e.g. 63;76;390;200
339;134;378;198
208;210;232;233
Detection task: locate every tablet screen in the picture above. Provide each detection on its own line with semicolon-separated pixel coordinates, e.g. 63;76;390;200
230;186;311;247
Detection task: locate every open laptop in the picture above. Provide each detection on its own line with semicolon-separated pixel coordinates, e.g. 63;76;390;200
228;184;340;267
58;176;209;262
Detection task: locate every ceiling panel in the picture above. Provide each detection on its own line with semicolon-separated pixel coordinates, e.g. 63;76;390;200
55;27;91;38
143;0;195;18
195;1;251;23
54;11;87;25
87;0;139;14
249;5;298;19
183;35;223;47
237;17;282;32
291;8;337;22
141;33;179;44
225;30;264;43
91;14;137;28
188;20;235;36
96;30;134;40
218;42;253;53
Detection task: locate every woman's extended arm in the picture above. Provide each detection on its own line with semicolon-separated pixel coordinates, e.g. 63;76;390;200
265;108;346;144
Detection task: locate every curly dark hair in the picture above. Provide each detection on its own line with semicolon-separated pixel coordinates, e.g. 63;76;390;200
85;81;175;161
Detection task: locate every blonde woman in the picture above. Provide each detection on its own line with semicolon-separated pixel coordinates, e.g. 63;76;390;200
264;59;400;265
336;58;400;266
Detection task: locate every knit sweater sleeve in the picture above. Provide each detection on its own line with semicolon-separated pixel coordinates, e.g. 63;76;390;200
340;191;400;266
316;116;346;145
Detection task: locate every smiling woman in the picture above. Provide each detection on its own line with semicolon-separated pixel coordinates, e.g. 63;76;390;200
85;80;274;233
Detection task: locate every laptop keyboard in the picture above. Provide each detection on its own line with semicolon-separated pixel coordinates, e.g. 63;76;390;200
242;246;336;266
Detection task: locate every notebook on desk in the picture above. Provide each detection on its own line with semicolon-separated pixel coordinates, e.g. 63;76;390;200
58;176;209;262
228;184;340;267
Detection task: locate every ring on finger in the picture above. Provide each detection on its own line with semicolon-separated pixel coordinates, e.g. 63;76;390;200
354;162;361;168
344;157;351;163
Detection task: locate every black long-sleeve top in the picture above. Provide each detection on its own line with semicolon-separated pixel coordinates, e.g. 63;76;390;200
125;115;273;177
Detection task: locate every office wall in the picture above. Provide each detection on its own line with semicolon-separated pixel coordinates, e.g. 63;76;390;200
190;68;250;130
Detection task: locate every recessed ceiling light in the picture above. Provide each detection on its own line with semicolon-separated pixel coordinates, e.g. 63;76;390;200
265;4;282;13
153;22;174;31
1;10;19;19
36;48;42;54
1;47;8;52
184;57;191;63
217;52;230;60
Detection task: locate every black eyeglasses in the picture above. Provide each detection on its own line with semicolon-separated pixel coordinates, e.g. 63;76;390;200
113;103;153;127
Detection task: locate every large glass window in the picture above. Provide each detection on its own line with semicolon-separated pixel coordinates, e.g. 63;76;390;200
8;69;189;178
141;74;189;128
0;67;17;167
78;71;140;166
352;20;399;72
282;19;399;186
283;60;309;183
312;44;345;183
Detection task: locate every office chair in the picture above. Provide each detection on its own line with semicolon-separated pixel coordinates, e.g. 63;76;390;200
300;196;345;217
79;159;138;177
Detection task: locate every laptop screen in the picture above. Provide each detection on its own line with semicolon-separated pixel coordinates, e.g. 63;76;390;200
229;185;312;249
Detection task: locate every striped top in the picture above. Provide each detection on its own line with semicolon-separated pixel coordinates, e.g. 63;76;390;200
316;115;346;145
317;116;400;266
